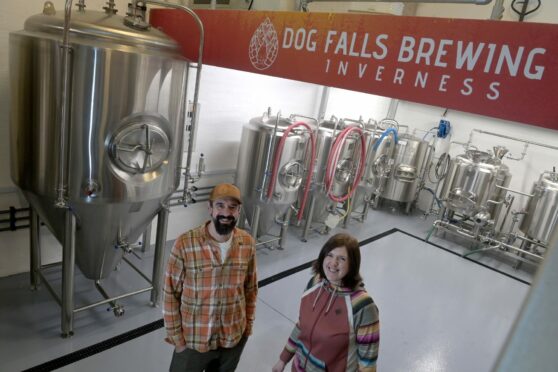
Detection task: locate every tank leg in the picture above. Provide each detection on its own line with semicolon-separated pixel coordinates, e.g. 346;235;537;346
362;196;371;222
302;195;317;243
237;207;246;229
405;202;412;215
425;226;435;242
251;205;261;242
372;194;381;210
439;207;447;221
151;207;169;307
61;209;76;338
279;207;292;250
141;222;152;253
30;208;41;291
342;200;350;228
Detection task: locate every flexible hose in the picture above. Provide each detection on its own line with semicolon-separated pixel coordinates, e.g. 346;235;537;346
373;127;398;151
266;121;316;221
324;126;366;203
422;187;442;208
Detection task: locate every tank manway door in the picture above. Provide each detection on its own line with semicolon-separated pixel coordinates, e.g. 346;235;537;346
279;161;304;190
109;118;171;174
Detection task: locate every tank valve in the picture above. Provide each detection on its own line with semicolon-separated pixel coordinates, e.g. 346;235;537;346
474;211;491;226
103;0;118;14
124;1;149;30
197;153;206;177
76;0;86;12
43;1;56;15
83;180;100;198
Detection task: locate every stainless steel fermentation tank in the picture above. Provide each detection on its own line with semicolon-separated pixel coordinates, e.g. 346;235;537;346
10;1;202;335
235;113;314;239
300;119;339;227
439;149;511;226
350;123;394;218
520;171;558;245
314;119;373;222
371;133;432;212
300;119;367;239
11;6;188;279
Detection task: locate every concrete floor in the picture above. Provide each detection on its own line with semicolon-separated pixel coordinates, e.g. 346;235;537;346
0;208;535;371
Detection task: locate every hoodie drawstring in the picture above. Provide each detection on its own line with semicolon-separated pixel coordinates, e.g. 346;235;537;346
312;281;324;310
312;280;338;315
325;285;337;314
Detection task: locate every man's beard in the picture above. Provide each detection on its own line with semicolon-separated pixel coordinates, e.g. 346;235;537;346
213;215;237;235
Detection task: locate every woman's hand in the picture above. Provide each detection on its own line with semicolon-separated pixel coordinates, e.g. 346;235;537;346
272;360;286;372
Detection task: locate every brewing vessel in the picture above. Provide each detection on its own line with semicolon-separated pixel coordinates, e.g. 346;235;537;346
236;113;311;236
520;171;558;244
439;149;511;224
380;134;431;204
10;5;189;279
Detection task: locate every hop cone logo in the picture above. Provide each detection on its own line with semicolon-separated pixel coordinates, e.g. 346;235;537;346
249;18;279;70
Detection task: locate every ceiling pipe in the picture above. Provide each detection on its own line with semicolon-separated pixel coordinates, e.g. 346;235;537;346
305;0;492;4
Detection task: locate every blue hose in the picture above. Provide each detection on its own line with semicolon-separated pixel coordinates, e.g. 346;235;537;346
422;187;442;208
373;127;398;151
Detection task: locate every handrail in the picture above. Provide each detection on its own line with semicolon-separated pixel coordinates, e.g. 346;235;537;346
55;0;75;208
144;1;205;206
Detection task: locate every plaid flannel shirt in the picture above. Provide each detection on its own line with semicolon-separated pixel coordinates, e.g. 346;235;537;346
163;222;257;352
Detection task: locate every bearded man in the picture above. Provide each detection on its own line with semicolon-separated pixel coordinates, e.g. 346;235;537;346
163;183;257;372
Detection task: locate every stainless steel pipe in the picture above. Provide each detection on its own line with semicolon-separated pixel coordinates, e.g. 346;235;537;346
55;0;74;208
144;1;205;206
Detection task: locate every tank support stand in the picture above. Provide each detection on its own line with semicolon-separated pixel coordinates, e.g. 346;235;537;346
302;194;317;242
28;205;171;337
150;207;169;306
30;208;41;291
61;209;76;338
278;207;292;249
251;205;261;241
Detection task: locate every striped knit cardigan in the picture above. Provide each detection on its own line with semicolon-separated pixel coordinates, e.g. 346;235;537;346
279;275;380;372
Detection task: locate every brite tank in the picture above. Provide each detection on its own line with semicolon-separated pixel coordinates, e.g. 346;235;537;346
351;122;383;212
302;119;339;224
235;114;310;237
439;150;511;223
380;134;431;203
10;6;189;279
520;172;558;244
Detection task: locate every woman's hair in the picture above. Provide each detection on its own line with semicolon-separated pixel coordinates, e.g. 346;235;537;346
312;233;362;289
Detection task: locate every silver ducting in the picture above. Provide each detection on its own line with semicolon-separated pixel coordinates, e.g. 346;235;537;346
305;0;492;3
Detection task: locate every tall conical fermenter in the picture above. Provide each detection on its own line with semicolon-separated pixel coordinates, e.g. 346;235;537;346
10;2;190;282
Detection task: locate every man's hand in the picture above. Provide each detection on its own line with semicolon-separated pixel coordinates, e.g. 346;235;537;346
175;345;187;353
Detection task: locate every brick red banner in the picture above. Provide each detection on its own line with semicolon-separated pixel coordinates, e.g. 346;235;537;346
150;9;558;130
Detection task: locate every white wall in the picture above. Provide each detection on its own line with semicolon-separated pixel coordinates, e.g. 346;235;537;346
1;0;557;277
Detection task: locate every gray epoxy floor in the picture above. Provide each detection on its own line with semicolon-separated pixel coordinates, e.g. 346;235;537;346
0;209;534;371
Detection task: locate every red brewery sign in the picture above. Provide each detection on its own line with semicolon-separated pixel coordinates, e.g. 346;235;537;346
150;9;558;130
